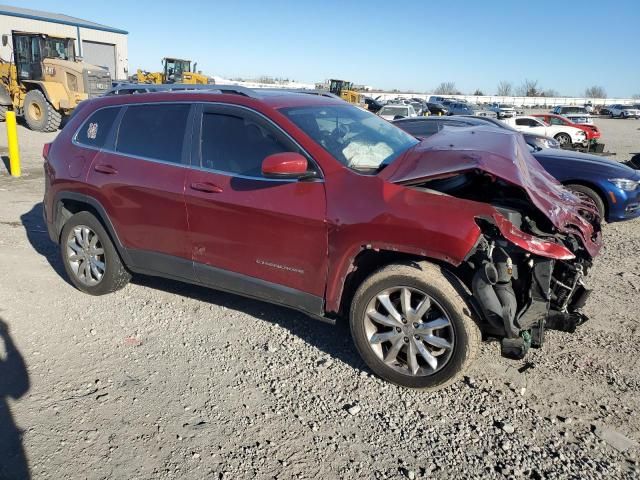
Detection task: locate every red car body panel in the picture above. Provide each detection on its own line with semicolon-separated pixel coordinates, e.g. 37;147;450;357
380;127;602;258
532;113;601;140
44;91;602;319
184;168;328;297
85;152;190;260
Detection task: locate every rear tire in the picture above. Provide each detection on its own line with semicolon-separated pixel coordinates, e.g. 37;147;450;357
23;90;62;132
350;261;480;390
60;211;131;295
566;184;606;222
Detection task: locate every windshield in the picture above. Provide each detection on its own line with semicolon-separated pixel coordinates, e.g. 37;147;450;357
42;37;75;61
498;104;513;108
379;106;409;117
280;105;419;171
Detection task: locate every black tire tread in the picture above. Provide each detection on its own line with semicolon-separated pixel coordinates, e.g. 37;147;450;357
24;90;62;132
350;260;480;390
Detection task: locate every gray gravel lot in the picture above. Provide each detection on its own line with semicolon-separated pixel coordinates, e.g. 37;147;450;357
0;117;639;479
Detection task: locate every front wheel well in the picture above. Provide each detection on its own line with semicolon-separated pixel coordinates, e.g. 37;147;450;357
337;249;450;319
562;180;609;218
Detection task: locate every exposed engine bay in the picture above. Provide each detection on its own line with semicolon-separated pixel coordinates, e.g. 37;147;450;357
410;170;598;359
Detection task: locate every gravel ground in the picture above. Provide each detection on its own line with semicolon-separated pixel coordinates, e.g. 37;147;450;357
0;117;639;479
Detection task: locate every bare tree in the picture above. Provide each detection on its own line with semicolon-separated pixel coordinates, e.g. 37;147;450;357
516;79;540;97
473;89;484;96
433;82;458;95
496;81;512;96
584;86;607;98
541;89;559;97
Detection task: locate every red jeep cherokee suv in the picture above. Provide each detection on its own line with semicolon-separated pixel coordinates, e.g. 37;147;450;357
43;86;602;389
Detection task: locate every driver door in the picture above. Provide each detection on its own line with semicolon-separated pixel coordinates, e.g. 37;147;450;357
184;104;328;311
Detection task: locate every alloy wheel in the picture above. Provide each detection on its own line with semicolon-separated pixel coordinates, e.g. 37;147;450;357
363;286;455;376
66;225;106;286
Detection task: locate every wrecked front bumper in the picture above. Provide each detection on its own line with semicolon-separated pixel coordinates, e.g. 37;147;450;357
467;214;599;360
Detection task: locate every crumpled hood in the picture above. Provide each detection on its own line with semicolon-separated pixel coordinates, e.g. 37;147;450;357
380;126;602;257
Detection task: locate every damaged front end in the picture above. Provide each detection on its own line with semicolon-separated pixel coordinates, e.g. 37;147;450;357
468;213;594;359
382;126;603;359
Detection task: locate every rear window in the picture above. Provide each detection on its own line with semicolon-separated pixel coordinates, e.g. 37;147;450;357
397;121;440;137
76;107;120;148
116;104;190;163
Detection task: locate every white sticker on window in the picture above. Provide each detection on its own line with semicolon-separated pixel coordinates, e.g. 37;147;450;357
87;123;98;140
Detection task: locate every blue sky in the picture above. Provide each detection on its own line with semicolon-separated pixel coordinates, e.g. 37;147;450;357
11;0;640;96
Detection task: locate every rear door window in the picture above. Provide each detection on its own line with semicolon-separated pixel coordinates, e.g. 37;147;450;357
116;104;191;164
76;107;121;148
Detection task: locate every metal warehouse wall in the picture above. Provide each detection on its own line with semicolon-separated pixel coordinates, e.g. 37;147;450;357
0;15;128;79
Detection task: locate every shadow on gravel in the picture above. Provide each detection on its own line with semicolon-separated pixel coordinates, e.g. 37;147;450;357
133;275;366;373
1;154;9;175
20;202;70;284
0;317;31;479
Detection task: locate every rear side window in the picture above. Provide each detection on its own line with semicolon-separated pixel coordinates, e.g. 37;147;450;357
76;107;120;148
116;104;190;163
200;112;290;177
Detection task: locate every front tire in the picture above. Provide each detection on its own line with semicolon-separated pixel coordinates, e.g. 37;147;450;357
60;212;131;295
350;261;480;390
566;184;606;222
23;90;62;132
554;132;572;148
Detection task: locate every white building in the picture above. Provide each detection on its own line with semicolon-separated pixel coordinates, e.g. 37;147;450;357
0;4;128;80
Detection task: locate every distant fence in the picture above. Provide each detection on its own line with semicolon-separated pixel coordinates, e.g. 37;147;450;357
365;92;636;107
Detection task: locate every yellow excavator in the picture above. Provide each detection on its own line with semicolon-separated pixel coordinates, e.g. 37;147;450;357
0;31;112;131
328;79;364;106
135;58;212;85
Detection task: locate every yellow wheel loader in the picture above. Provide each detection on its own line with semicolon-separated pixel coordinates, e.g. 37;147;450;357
0;32;112;132
329;79;364;107
135;58;212;85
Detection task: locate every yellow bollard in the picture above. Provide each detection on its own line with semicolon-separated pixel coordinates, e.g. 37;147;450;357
6;111;20;177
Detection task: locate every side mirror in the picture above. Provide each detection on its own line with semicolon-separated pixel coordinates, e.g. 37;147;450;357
2;35;7;47
262;152;309;179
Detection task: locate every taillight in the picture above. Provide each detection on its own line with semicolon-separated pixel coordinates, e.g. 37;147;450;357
42;142;51;160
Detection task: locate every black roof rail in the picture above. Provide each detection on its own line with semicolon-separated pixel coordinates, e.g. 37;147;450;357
261;88;341;99
104;82;259;98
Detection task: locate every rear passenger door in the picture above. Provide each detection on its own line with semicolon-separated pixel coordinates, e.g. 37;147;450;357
85;102;194;278
184;103;328;312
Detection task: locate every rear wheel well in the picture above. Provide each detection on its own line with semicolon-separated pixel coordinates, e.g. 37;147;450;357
56;199;104;241
337;249;444;318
